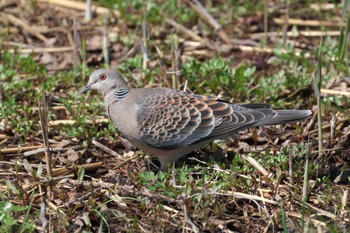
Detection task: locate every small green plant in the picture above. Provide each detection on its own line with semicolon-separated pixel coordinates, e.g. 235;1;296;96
0;200;35;233
182;57;253;99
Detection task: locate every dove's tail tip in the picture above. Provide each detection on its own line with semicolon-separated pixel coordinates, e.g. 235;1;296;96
256;109;312;126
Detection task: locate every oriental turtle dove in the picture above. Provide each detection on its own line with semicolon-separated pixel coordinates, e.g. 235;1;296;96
81;69;311;169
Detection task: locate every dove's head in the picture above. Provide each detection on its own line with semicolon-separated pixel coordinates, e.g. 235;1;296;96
81;69;128;95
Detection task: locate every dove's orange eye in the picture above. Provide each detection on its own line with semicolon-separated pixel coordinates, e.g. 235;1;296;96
99;74;107;81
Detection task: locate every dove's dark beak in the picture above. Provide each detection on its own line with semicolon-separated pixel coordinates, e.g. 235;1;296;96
81;84;92;94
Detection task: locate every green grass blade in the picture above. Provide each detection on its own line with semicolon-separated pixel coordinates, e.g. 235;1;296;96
280;202;288;233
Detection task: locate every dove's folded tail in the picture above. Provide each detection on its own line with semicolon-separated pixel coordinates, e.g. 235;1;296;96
254;109;312;126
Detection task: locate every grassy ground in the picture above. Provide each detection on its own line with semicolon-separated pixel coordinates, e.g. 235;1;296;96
0;0;349;232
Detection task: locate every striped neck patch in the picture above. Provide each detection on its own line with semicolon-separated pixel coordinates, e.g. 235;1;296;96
113;88;129;100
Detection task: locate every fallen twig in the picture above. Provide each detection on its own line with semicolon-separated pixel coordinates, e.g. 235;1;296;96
113;153;138;169
0;0;17;11
4;13;49;43
241;154;271;177
321;88;350;96
38;0;120;17
166;18;203;42
287;212;327;227
24;146;60;157
1;145;44;154
249;31;341;39
274;17;344;27
0;134;12;140
294;199;345;221
48;118;108;126
88;176;182;205
4;47;73;54
92;140;121;158
52;162;103;176
218;191;277;205
31;106;68;111
238;45;309;57
185;0;232;45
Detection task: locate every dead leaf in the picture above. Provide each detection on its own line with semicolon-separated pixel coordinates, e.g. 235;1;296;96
67;149;79;162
